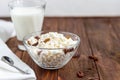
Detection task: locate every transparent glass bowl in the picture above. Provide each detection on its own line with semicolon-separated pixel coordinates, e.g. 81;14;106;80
23;31;80;69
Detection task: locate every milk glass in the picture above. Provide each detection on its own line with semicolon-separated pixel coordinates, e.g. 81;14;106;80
8;0;46;50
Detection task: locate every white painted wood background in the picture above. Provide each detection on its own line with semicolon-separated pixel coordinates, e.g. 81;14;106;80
0;0;120;17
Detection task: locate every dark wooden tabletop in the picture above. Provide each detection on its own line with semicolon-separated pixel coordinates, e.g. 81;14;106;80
4;17;120;80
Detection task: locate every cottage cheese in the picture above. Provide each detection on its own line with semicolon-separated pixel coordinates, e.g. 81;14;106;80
26;32;78;68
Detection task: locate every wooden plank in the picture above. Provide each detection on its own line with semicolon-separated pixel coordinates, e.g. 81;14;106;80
57;18;99;80
43;17;58;31
85;18;120;80
6;37;23;59
57;18;67;31
110;18;120;40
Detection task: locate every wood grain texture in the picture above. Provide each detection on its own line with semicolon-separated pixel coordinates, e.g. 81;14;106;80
3;17;120;80
84;18;120;80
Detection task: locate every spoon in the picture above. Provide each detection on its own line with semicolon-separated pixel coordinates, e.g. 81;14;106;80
1;56;30;74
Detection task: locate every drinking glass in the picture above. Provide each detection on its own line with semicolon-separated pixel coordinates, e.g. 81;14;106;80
8;0;46;50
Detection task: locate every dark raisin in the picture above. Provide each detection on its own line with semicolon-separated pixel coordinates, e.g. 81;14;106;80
68;48;74;52
38;51;42;55
87;68;92;70
32;42;38;46
63;48;74;54
77;71;84;78
73;53;80;58
27;41;31;45
63;49;67;54
88;56;98;61
35;36;40;40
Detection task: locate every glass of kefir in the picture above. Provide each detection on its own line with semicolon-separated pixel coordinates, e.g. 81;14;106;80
8;0;46;50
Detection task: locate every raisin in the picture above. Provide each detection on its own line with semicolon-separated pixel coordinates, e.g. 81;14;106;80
44;38;50;43
77;71;84;78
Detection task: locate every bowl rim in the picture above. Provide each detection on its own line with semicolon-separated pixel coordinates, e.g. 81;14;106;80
23;31;80;50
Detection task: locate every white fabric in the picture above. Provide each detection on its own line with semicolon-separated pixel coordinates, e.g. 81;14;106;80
0;20;36;80
0;20;16;42
0;38;36;80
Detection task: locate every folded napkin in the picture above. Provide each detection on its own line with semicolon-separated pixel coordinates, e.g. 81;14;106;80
0;20;16;42
0;38;36;80
0;20;36;80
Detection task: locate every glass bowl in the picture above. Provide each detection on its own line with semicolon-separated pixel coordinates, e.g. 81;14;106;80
23;31;80;69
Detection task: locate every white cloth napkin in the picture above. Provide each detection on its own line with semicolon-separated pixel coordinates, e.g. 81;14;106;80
0;20;16;42
0;20;36;80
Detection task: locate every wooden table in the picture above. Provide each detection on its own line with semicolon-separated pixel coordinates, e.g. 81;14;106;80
4;17;120;80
